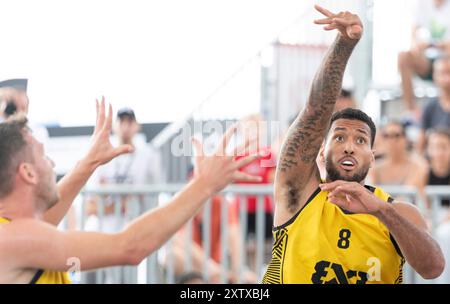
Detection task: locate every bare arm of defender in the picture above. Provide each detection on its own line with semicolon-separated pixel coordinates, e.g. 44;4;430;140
275;6;363;218
0;125;262;275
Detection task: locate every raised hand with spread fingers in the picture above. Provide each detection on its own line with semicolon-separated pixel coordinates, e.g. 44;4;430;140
313;4;363;40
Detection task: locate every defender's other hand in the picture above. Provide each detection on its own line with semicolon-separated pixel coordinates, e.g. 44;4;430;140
192;124;263;194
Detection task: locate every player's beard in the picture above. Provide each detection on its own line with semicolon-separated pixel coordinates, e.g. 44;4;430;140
325;159;369;183
34;173;59;212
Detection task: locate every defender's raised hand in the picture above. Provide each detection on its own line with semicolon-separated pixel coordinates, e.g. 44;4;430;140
192;124;263;194
314;5;363;40
43;97;134;226
85;97;134;167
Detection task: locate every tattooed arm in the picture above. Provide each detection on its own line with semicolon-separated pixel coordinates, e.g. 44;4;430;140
274;6;363;219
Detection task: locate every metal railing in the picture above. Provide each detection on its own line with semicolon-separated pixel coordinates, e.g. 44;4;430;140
70;184;450;284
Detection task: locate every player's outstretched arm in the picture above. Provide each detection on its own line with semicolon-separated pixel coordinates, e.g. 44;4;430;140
275;5;363;214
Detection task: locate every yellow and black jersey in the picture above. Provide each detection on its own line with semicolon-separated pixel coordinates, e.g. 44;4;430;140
29;268;71;284
262;185;404;284
0;217;71;284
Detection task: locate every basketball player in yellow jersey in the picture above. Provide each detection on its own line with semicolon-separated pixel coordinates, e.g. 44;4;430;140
262;5;445;284
0;99;261;284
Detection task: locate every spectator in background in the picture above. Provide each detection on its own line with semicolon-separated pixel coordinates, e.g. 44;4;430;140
398;0;450;120
417;56;450;153
0;79;49;144
169;196;258;283
368;121;426;187
424;128;450;284
0;87;28;121
416;128;450;211
192;197;257;283
426;128;450;205
168;231;228;283
372;128;387;161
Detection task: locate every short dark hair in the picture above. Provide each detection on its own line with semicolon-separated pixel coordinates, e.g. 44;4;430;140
117;108;136;122
329;108;377;147
0;116;31;198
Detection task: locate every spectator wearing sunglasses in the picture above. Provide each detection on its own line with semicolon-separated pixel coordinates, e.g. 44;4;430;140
368;121;426;187
415;128;450;210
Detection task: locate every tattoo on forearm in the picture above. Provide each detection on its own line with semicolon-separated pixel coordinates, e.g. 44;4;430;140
278;36;357;209
280;36;356;173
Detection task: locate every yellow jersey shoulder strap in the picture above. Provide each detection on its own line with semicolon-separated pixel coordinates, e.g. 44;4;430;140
273;187;321;231
29;270;45;284
364;184;394;203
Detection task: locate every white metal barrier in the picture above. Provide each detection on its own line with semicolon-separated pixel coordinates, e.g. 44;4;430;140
72;184;450;284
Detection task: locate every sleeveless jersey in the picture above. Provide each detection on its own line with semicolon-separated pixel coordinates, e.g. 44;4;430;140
262;185;404;284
